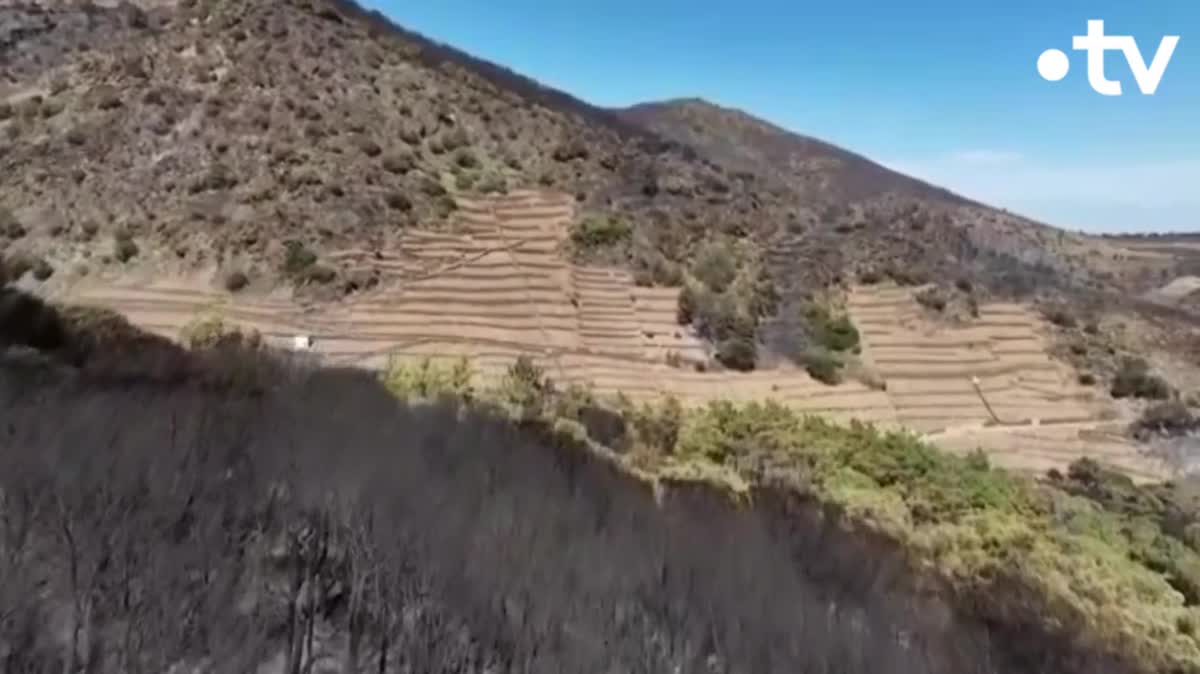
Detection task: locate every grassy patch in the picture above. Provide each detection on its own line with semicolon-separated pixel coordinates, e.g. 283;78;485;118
571;213;633;250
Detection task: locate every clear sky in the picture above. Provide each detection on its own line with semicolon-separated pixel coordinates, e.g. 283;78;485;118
361;0;1198;233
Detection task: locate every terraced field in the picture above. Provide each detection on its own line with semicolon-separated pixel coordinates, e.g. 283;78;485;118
56;189;1168;479
848;285;1103;434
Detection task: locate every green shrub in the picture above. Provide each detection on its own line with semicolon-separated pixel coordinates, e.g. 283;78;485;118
691;240;738;293
692;291;754;343
282;241;317;276
380;356;474;401
807;305;860;352
455;172;477;191
553;384;630;449
571;214;632;249
180;314;232;350
802;349;842;385
633;396;684;454
1112;357;1171;400
716;336;757;371
677;285;697;325
477;173;508;194
499;355;551;419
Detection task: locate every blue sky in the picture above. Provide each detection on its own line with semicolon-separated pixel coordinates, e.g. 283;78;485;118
361;0;1198;233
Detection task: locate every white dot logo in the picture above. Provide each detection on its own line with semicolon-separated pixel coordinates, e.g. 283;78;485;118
1037;48;1070;81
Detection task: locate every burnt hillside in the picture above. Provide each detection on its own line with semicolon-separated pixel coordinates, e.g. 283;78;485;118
0;291;1154;674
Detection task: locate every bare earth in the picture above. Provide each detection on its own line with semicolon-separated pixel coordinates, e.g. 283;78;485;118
55;189;1170;481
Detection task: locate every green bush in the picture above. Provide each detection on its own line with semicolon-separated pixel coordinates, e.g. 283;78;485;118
677;285;697;325
571;214;632;249
802;349;842;385
716;336;757;371
477;173;508;194
282;241;317;276
807;305;860;352
1111;357;1171;400
367;346;1200;671
500;355;551;419
693;291;755;344
180;314;232;350
633;396;684;454
691;240;738;293
380;356;474;401
455;172;477;191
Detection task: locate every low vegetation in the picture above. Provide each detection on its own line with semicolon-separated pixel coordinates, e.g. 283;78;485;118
375;343;1200;673
1133;401;1199;440
674;237;778;371
1112;357;1172;400
914;287;947;312
806;303;861;353
381;355;475;401
570;213;633;251
113;230;139;263
369;347;1200;672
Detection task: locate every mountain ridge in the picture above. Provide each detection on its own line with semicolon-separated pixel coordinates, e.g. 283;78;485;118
1;0;1197;375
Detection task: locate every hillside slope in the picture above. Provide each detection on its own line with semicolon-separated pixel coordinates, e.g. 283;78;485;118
621;98;971;207
2;0;1196;379
0;0;1117;297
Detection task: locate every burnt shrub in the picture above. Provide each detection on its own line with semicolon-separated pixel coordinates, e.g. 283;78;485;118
31;257;54;281
915;288;947;312
223;269;250;292
1132;401;1197;439
1043;306;1078;329
113;231;139;263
